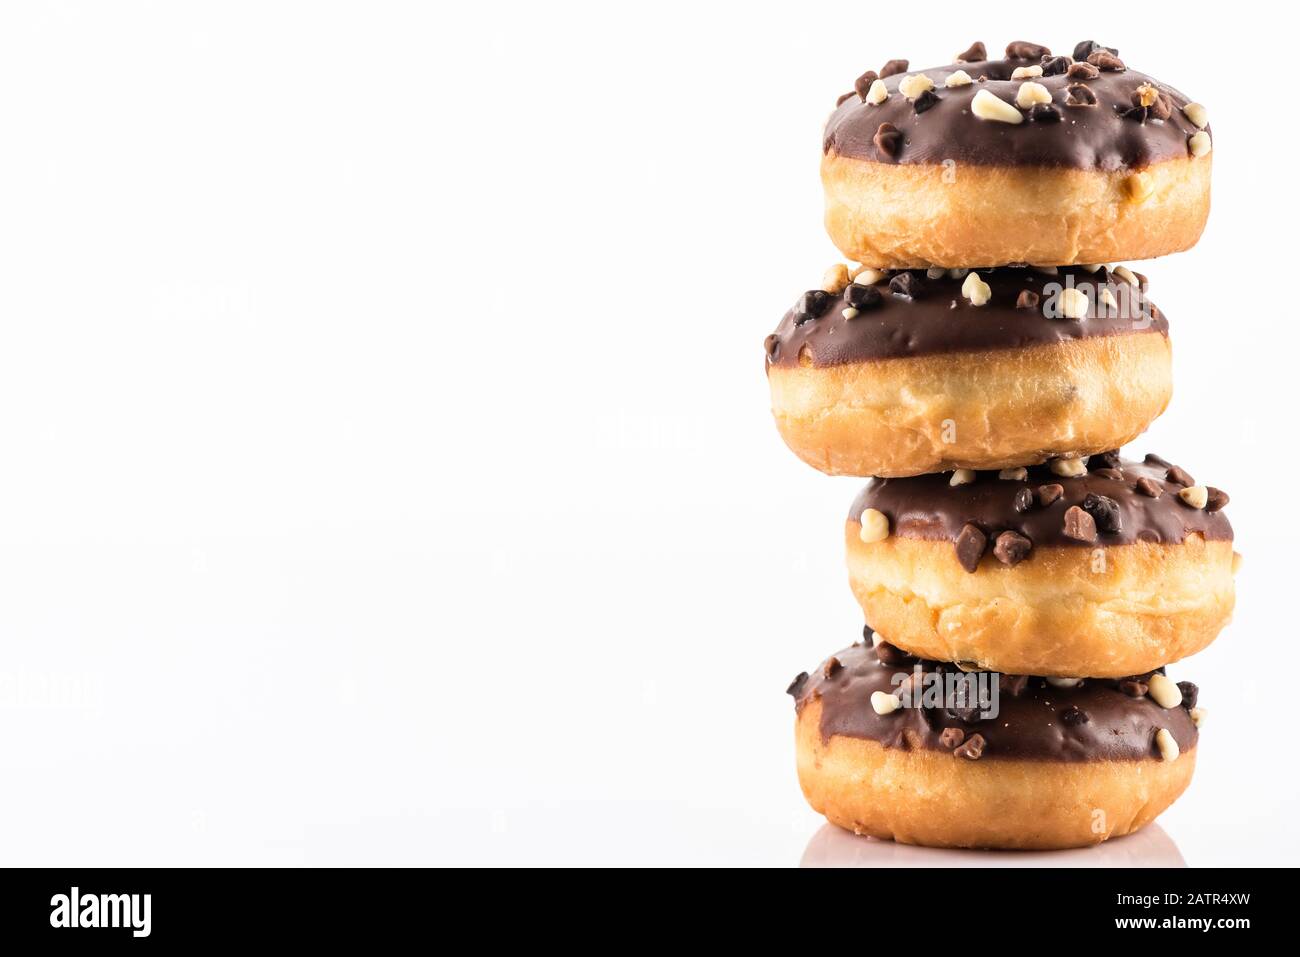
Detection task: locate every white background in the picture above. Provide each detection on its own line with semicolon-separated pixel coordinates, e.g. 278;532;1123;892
1;1;1295;866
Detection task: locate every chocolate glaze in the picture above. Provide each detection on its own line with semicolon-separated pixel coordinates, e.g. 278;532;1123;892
765;266;1164;369
849;456;1232;549
825;54;1205;170
793;639;1199;761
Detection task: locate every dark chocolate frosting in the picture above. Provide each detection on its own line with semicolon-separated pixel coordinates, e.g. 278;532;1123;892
765;266;1164;369
825;51;1205;171
791;639;1199;762
849;455;1232;550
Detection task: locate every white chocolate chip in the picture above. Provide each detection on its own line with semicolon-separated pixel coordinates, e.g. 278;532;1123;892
1178;485;1209;509
841;307;859;320
949;468;977;487
971;88;1024;124
858;508;891;543
1155;728;1179;762
1111;265;1139;286
866;79;889;105
926;266;947;279
998;467;1028;481
1147;673;1183;709
947;267;970;279
1015;81;1051;109
822;264;850;295
1190;707;1207;728
870;631;884;648
871;690;901;715
1058;287;1089;320
1034;265;1059;276
961;271;992;306
1080;263;1103;273
1046;676;1083;688
1099;288;1117;310
945;70;973;88
852;266;888;285
1049;456;1087;478
899;73;935;100
1183;102;1208;129
1010;65;1043;79
1189;130;1212;157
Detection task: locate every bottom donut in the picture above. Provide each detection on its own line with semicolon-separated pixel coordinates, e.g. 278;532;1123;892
788;635;1203;850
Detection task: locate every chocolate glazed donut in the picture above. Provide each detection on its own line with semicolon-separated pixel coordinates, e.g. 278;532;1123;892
845;455;1237;678
822;41;1212;267
789;638;1202;849
765;264;1171;477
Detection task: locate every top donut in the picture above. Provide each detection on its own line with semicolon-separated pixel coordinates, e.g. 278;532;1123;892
822;41;1212;269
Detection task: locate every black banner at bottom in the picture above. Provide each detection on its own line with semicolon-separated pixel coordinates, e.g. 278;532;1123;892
0;866;1279;943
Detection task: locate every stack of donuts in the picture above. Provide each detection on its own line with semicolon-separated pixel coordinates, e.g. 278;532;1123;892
767;40;1236;850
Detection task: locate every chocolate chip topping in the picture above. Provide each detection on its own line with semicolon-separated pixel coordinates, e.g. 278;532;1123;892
875;640;913;666
794;640;1199;762
1013;487;1036;513
1089;449;1123;470
843;282;883;310
1177;681;1199;711
825;53;1203;170
854;70;879;101
1066;83;1098;107
786;672;809;697
1073;40;1118;61
993;530;1033;566
879;59;909;78
913;88;940;114
1036;483;1064;507
954;523;988;573
1015;289;1040;310
1081;493;1123;534
1087;50;1126;72
1005;41;1051;60
1119;680;1149;698
849;457;1232;552
1166;465;1196;488
1029;103;1063;123
1040;55;1071;76
954;733;986;760
1135;477;1163;498
888;271;925;300
940;727;966;748
873;121;903;160
1063;505;1098;542
766;266;1166;369
956;42;987;62
823;656;842;679
1205;487;1230;512
793;289;832;324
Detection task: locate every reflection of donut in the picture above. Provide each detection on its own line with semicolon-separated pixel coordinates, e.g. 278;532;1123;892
765;265;1169;477
799;820;1188;868
789;640;1202;849
846;454;1236;677
822;42;1211;268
